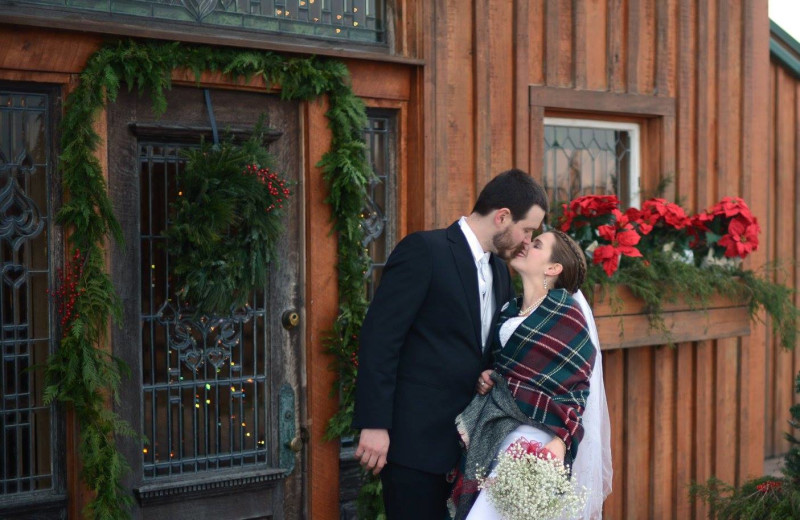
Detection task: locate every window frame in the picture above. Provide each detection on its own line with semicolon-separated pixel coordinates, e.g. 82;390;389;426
543;116;642;208
0;2;415;62
362;108;399;300
529;86;676;207
0;81;67;518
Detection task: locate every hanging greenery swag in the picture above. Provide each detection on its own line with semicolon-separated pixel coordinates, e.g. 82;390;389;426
48;39;372;519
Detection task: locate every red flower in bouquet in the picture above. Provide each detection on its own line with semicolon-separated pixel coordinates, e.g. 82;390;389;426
593;210;643;276
505;437;556;461
717;216;760;258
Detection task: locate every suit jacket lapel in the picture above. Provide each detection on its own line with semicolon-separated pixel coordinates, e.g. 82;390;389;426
490;254;507;311
446;223;483;352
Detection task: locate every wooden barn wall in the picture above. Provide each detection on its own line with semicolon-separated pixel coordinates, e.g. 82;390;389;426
423;1;771;518
765;57;800;461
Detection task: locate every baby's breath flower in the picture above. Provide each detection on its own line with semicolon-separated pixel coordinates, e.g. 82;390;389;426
480;439;586;520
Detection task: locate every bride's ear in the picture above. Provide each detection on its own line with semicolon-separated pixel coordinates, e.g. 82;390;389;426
546;262;563;278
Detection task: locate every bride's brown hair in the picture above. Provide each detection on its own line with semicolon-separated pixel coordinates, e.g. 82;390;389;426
548;229;587;294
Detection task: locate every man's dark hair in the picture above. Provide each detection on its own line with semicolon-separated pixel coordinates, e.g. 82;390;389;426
471;168;549;221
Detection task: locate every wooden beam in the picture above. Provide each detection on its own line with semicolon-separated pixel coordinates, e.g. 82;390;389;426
529;86;675;116
595;305;751;350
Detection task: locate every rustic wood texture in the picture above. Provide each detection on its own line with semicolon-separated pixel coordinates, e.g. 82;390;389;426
303;98;341;520
594;305;750;350
764;56;800;460
739;0;768;483
591;284;753;351
423;0;772;517
2;0;788;517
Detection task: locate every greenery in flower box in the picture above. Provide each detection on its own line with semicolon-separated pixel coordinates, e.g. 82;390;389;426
556;194;799;349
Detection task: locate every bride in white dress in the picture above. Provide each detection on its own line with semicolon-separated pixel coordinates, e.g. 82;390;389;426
453;230;612;520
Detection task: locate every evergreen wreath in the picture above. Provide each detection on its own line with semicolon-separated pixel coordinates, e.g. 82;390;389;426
50;39;373;519
166;131;291;314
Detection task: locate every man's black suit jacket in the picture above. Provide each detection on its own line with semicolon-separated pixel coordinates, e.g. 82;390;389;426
353;221;514;474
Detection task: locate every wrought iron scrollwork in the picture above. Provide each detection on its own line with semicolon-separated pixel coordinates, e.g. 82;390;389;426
0;150;44;252
359;193;385;247
180;0;217;21
156;301;255;371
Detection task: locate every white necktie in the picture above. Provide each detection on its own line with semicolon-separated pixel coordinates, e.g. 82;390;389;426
478;253;493;349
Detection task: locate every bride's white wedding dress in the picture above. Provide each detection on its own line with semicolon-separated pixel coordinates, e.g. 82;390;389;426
465;290;613;520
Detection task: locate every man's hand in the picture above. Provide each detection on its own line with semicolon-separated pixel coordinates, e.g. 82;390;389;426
476;369;495;395
355;428;390;475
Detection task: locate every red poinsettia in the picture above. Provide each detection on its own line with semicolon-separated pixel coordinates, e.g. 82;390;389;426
712;196;755;220
592;210;643;276
640;198;692;229
692;196;760;261
717;216;760;258
559;194;620;232
623;207;653;235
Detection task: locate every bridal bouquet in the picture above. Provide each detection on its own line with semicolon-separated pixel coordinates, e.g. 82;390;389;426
480;438;586;520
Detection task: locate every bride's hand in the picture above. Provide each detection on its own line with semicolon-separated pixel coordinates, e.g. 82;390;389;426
476;370;495;395
543;437;567;461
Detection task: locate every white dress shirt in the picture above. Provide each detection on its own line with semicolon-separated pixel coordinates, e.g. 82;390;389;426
458;217;495;349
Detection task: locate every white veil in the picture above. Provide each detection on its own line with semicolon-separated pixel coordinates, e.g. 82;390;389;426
571;290;613;519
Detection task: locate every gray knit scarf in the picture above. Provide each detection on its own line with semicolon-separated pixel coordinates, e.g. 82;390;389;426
449;371;553;520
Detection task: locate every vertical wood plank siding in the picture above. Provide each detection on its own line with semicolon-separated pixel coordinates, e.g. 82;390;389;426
427;1;772;517
765;59;800;460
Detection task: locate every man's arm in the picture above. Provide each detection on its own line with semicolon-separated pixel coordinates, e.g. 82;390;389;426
352;233;432;473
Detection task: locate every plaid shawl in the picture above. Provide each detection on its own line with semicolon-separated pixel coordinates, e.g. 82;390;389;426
448;289;595;519
448;371;539;520
493;288;596;462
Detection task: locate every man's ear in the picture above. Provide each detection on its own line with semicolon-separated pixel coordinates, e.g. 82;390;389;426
494;208;512;226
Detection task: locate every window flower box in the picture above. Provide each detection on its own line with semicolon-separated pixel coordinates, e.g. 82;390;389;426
591;285;751;350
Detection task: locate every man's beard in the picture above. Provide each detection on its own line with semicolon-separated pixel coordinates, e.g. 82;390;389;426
492;228;523;260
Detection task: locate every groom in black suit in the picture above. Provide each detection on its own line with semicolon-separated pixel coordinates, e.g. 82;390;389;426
353;169;549;519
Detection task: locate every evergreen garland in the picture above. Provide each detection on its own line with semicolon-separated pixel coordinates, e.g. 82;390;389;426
49;39;373;519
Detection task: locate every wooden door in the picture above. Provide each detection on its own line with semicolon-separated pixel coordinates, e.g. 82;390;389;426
108;86;305;520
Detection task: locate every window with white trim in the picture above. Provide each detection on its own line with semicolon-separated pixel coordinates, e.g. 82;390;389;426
543;118;641;208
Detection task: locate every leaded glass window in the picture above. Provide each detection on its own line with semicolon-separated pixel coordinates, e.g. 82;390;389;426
140;142;270;478
361;110;397;300
0;89;56;496
543;118;640;208
15;0;384;43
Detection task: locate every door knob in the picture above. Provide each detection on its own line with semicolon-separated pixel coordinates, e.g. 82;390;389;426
288;436;303;452
282;310;300;330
